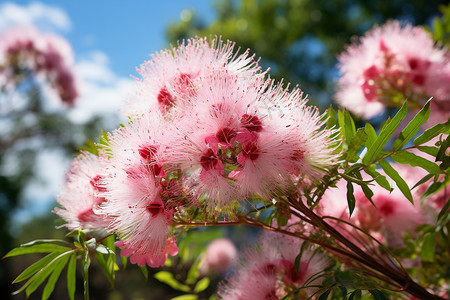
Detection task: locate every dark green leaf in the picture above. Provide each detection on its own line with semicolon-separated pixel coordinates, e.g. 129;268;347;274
346;128;367;162
414;120;450;145
42;252;71;300
193;277;210;293
67;253;76;300
13;252;59;283
364;167;392;192
368;289;389;300
120;255;127;270
139;265;149;280
318;289;331;300
391;150;442;174
379;160;413;203
417;146;439;157
437;197;450;222
348;289;361;300
363;103;407;165
20;239;71;247
346;181;356;217
4;243;72;258
421;232;436;262
338;109;356;143
411;173;435;191
393;99;430;151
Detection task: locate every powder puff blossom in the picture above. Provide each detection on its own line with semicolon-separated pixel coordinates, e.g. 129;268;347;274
335;20;450;120
171;73;340;208
199;238;237;275
0;25;80;105
54;151;109;231
218;231;329;299
121;36;265;117
98;113;183;267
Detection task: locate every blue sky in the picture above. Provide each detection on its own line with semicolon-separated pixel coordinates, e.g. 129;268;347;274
0;1;216;227
2;0;216;77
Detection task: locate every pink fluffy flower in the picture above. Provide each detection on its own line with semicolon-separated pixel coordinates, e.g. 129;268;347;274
170;73;340;208
335;20;450;120
54;151;109;231
98;113;182;267
121;37;265;117
0;25;80;105
218;231;329;300
199;238;237;275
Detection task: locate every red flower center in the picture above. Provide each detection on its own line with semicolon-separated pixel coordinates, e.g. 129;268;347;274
216;127;237;145
146;202;164;217
241;114;263;132
157;87;175;106
200;148;220;171
241;142;260;161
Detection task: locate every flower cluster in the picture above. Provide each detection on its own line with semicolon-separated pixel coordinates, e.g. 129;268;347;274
335;21;450;122
55;37;340;268
218;230;329;300
0;25;79;105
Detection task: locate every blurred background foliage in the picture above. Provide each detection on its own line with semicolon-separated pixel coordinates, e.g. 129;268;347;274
2;0;449;299
167;0;449;110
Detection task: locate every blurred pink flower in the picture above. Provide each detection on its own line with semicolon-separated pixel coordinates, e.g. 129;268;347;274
199;238;237;275
54;151;109;231
335;20;450;121
0;25;80;105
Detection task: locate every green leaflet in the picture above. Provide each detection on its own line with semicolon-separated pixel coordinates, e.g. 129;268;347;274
379;160;413;204
391;150;442;174
67;253;77;300
363;103;408;165
4;243;72;258
392;99;431;151
414;120;450;145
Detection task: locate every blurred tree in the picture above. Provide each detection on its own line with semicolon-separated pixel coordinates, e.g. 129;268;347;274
166;0;448;109
0;26;107;299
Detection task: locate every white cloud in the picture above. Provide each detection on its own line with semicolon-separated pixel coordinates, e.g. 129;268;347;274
69;51;134;124
0;2;71;31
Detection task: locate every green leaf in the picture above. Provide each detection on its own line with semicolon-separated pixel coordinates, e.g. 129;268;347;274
414;120;450;145
363;103;408;165
42;252;71;300
416;146;439;157
437;197;450;222
20;239;72;247
346;181;356;217
347;289;361;300
393;99;430;151
338;109;356;143
67;253;77;300
13;252;59;283
16;251;72;298
139;265;148;280
346;128;367;162
4;243;72;258
154;271;191;292
379;160;413;203
186;259;201;285
368;289;389;300
421;232;436;262
325;105;337;129
194;277;210;293
364;123;377;148
95;244;116;287
82;247;91;300
391;150;442;174
364;167;392;192
120;255;127;270
411;173;435;191
318;289;332;300
170;295;198;300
